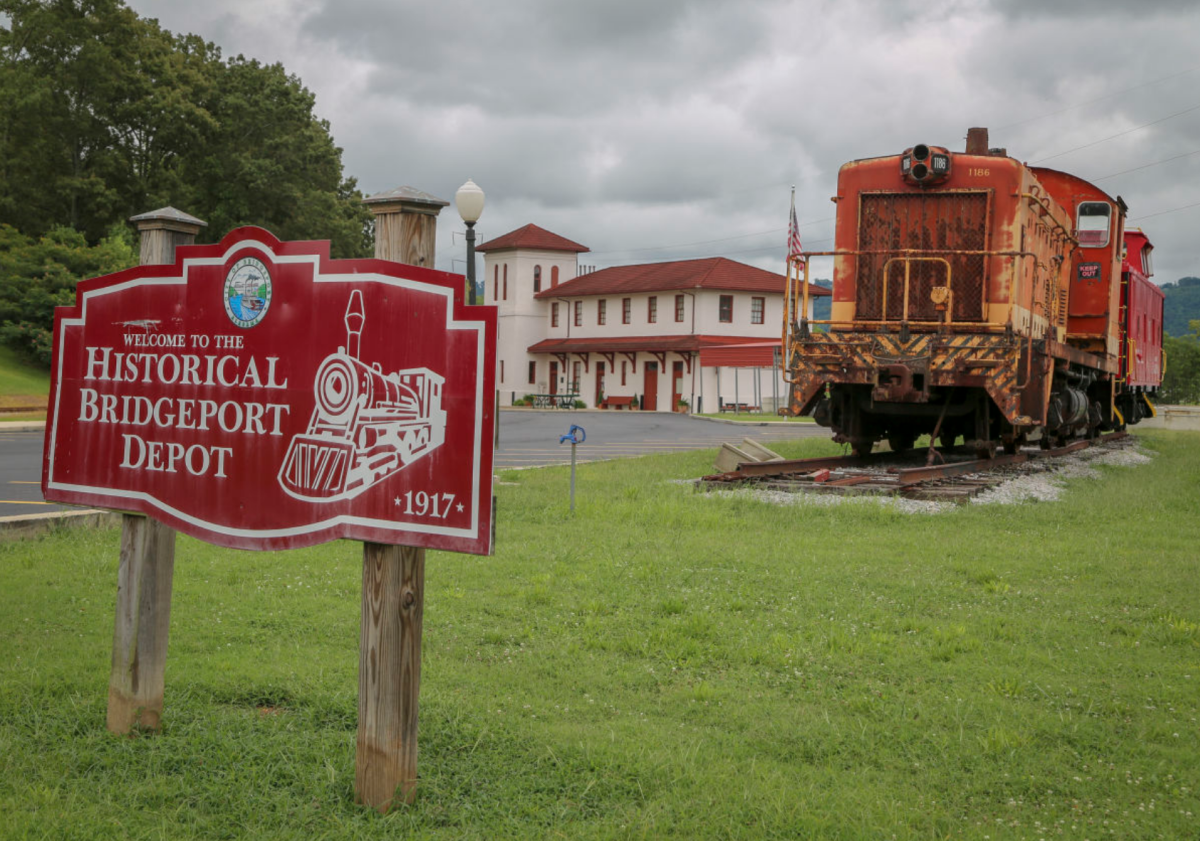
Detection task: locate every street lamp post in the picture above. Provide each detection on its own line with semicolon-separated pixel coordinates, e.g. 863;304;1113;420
455;179;485;304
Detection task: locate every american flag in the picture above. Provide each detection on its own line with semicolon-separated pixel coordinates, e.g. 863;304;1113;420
788;188;804;263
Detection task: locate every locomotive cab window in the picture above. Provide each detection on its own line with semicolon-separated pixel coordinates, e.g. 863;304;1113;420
1076;202;1112;248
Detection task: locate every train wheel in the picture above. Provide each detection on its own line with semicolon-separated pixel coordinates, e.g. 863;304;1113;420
850;439;874;458
974;441;997;460
1002;439;1019;455
938;431;956;449
887;434;916;454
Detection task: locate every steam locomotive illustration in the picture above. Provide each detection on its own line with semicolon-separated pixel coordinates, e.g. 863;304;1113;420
784;127;1164;457
279;290;447;501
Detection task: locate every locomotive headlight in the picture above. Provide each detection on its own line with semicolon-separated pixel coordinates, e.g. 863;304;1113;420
901;144;952;184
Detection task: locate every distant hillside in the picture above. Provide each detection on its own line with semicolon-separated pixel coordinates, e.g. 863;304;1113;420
810;278;832;322
1162;277;1200;337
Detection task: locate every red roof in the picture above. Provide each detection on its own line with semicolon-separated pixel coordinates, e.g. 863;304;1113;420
476;224;589;254
534;257;830;298
527;335;772;355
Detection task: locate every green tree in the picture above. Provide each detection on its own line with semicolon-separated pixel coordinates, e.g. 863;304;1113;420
1160;320;1200;405
181;55;372;257
0;222;137;364
0;0;370;256
0;0;372;361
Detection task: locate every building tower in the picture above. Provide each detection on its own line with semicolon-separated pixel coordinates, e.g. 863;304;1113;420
476;224;590;402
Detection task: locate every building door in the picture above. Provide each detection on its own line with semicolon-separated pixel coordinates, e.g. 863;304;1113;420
643;361;658;411
595;361;605;407
672;360;684;409
549;361;558;395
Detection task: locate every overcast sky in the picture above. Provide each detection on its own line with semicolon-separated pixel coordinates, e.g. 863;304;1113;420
128;0;1200;285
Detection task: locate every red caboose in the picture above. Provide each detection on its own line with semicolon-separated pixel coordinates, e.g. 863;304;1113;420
1118;229;1164;422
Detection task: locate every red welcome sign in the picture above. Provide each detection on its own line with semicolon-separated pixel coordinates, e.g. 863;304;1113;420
42;227;496;554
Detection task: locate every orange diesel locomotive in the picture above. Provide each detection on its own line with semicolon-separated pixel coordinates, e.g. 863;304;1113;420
783;127;1162;457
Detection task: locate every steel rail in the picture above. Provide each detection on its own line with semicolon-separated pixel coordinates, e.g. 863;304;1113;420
893;452;1027;485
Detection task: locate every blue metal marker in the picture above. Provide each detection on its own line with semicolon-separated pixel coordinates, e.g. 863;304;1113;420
559;425;586;511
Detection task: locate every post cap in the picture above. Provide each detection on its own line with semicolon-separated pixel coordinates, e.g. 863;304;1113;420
128;206;207;231
363;186;450;213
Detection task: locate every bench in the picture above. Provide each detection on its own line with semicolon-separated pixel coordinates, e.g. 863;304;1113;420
530;393;579;409
722;402;760;414
601;396;637;410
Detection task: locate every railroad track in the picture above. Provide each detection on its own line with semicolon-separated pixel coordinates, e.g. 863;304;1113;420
699;431;1130;502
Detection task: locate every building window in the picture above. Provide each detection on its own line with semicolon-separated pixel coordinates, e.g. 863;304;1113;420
719;295;733;323
551;302;559;327
622;298;631;324
528;361;536;384
572;361;581;392
751;296;765;324
503;265;508;300
500;360;505;383
648;296;657;323
493;265;498;301
675;294;685;322
621;360;627;385
551;266;559;287
598;299;607;325
533;265;541;293
574;300;582;326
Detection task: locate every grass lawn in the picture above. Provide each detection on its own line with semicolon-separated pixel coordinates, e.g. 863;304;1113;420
0;345;49;416
1;431;1198;839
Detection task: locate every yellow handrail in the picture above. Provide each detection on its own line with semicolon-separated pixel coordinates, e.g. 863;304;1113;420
880;256;952;324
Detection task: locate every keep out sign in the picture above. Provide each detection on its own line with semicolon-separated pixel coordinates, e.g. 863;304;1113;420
42;227;497;553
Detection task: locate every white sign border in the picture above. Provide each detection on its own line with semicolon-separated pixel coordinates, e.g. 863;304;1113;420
46;238;491;546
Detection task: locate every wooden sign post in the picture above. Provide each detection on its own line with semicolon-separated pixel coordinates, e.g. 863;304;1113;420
107;207;206;733
358;186;449;809
42;195;495;814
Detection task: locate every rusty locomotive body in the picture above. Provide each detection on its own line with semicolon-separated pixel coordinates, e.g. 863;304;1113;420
784;127;1163;456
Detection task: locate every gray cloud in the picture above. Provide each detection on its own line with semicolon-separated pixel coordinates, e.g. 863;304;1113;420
126;0;1200;283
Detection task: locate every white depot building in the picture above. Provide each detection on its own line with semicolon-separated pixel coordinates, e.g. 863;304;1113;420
477;223;830;413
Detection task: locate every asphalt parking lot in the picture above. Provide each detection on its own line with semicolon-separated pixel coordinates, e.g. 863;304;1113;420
0;411;827;518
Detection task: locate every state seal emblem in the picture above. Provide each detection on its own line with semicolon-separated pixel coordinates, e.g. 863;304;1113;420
224;256;272;328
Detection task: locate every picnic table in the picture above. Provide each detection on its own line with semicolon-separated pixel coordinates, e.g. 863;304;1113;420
530;393;579;409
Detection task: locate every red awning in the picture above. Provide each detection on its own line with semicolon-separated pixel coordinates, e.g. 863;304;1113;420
699;341;780;368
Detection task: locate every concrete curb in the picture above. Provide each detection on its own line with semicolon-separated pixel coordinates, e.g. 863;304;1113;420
0;508;122;541
1139;405;1200;432
689;414;817;427
0;420;46;431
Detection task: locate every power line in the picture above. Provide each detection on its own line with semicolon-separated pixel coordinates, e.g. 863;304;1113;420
1089;148;1200;181
1130;199;1200;221
1031;101;1200;163
588;216;832;256
588;227;782;256
594;235;836;267
996;64;1200;130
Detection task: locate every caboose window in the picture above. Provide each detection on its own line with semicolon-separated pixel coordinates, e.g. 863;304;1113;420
1142;248;1154;277
1076;202;1111;248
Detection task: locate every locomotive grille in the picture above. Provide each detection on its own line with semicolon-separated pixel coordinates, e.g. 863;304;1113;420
856;191;989;322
